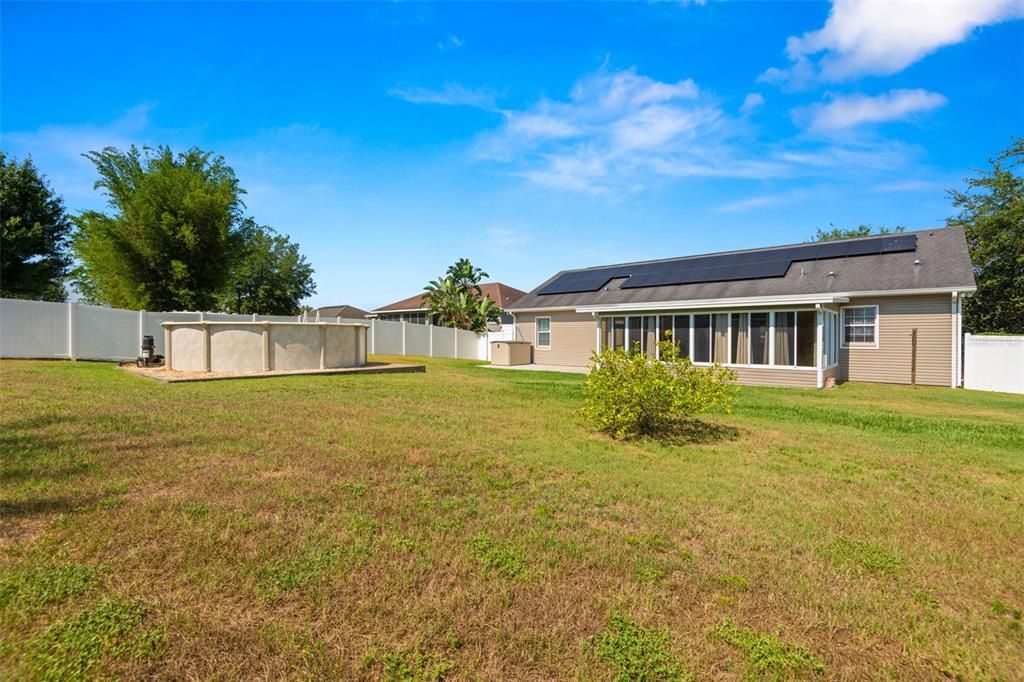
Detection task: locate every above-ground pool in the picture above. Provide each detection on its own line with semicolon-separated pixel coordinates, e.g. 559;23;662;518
161;321;368;373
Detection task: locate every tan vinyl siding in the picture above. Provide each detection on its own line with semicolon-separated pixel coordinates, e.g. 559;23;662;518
731;366;818;388
515;312;595;366
839;294;952;386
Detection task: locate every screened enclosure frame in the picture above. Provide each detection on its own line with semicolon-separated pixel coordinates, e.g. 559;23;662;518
597;307;833;372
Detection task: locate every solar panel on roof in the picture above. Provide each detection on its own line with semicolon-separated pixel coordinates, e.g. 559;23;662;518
815;241;850;259
879;235;916;252
844;240;880;257
537;233;918;294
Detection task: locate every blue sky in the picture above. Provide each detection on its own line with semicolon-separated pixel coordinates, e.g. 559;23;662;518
2;1;1022;310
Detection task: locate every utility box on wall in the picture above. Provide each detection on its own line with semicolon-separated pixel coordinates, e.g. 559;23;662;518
490;341;532;366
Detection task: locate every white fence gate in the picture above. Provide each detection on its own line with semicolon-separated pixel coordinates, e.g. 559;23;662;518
0;298;489;363
963;333;1024;395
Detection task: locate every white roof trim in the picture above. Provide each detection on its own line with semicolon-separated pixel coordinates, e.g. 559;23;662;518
506;306;578;313
368;307;428;316
512;286;982;315
575;293;850;313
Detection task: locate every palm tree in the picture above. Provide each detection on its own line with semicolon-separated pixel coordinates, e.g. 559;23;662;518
423;259;503;331
445;258;488;297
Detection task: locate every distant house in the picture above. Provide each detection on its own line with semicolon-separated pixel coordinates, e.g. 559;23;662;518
313;304;369;319
507;227;976;388
370;282;528;326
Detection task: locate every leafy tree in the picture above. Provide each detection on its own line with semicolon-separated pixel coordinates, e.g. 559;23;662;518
219;220;316;315
72;145;244;310
445;257;488;296
581;336;738;440
0;153;72;301
812;224;905;241
423;258;501;331
948;138;1024;334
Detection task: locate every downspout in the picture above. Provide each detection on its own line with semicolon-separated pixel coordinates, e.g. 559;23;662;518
815;304;824;389
951;292;959;388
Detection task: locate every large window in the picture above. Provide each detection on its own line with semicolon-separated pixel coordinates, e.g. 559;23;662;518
796;310;816;367
673;315;690;358
627;317;642;354
730;313;749;364
693;314;711;363
536;317;551;348
749;312;769;365
712;314;729;363
842;305;878;346
774;312;795;366
597;309;819;368
642;316;658;358
824;310;839;366
613;317;625;350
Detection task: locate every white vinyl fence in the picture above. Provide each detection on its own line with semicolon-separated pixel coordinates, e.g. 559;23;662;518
963;333;1024;395
0;298;490;363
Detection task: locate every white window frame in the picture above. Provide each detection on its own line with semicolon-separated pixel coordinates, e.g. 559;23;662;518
840;305;879;349
535;316;552;349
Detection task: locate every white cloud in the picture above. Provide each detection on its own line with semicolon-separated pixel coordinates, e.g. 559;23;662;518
389;83;497;109
871;179;944;193
795;89;948;132
485;226;530;254
1;103;162;203
437;34;463;51
716;194;787;213
764;0;1024;86
740;92;765;115
396;65;928;196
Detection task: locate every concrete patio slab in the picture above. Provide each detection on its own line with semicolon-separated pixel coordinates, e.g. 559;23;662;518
122;362;425;383
486;363;590;375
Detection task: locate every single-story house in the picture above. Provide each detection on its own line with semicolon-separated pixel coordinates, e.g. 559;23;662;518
312;304;369;319
506;227;976;388
370;282;528;326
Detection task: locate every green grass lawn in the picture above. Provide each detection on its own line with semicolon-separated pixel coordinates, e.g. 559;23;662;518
2;357;1022;680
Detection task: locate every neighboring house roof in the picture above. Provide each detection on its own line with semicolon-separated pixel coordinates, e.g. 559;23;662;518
508;227;976;311
372;282;528;314
314;304;369;319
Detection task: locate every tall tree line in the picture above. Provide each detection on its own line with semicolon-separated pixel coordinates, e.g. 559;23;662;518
0;146;315;314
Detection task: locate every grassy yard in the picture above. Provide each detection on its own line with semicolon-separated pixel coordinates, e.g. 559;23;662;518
1;357;1022;680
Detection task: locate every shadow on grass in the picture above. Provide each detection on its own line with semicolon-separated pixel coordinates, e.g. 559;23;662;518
0;495;100;519
660;419;740;445
614;419;740;446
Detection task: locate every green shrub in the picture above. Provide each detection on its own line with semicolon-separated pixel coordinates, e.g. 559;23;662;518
589;612;688;681
581;338;738;440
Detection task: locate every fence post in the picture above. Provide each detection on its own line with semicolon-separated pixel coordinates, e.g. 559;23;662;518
371;319;376;355
429;326;433;358
252;313;257;322
453;326;458;360
67;301;78;360
138;309;146;357
401;321;407;356
203;323;211;372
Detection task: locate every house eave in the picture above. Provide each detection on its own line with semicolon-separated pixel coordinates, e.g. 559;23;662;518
368;307;428;316
570;286;977;314
575;293;850;314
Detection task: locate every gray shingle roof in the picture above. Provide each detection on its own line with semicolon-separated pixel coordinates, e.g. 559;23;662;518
508;227;975;311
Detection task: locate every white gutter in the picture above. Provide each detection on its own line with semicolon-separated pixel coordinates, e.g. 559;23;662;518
505;306;578;313
576;293;850;314
512;286;976;315
368;307;429;316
